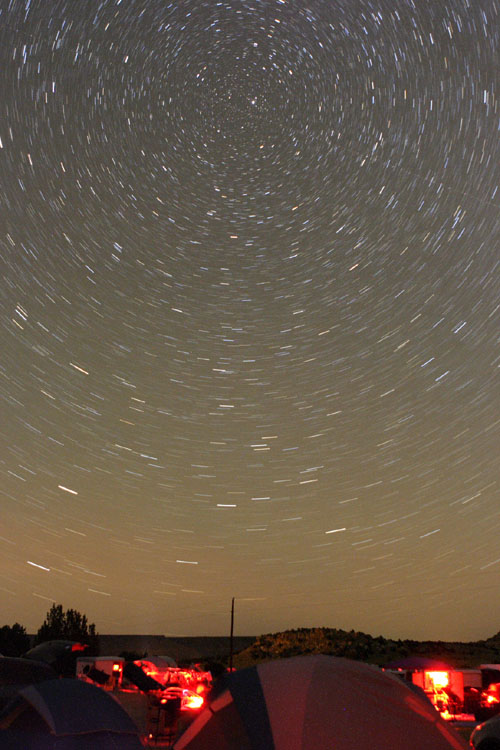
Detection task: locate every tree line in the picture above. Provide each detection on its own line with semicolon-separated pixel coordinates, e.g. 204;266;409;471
0;604;99;657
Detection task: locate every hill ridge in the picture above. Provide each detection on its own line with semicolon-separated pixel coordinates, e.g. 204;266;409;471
233;626;500;669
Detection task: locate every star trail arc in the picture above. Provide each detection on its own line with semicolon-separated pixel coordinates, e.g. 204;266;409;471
0;0;498;641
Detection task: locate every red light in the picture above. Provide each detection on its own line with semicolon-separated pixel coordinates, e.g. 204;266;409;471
426;671;449;688
183;693;204;710
112;664;121;672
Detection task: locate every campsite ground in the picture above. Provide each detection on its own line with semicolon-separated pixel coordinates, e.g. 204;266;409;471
115;690;196;747
114;689;476;747
454;721;475;743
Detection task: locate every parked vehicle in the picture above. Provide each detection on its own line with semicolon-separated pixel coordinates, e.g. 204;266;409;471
473;682;500;722
470;712;500;749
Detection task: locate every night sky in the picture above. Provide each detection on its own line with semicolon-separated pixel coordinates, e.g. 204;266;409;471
1;0;499;642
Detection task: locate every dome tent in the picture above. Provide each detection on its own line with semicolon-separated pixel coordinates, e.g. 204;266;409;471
174;655;467;750
0;677;143;749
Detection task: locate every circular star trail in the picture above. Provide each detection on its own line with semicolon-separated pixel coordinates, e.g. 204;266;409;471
0;0;498;639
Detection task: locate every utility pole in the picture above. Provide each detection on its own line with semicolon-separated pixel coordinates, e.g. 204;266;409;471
229;597;235;671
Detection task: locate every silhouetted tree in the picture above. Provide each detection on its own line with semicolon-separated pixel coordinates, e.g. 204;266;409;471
0;623;30;656
35;603;99;653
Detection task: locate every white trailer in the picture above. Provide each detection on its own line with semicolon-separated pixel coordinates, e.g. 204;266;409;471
76;656;125;690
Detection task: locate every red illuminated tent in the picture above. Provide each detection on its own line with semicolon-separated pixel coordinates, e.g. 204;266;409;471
173;655;467;750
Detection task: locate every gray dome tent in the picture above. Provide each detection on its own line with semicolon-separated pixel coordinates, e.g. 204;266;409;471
0;677;143;749
174;655;467;750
